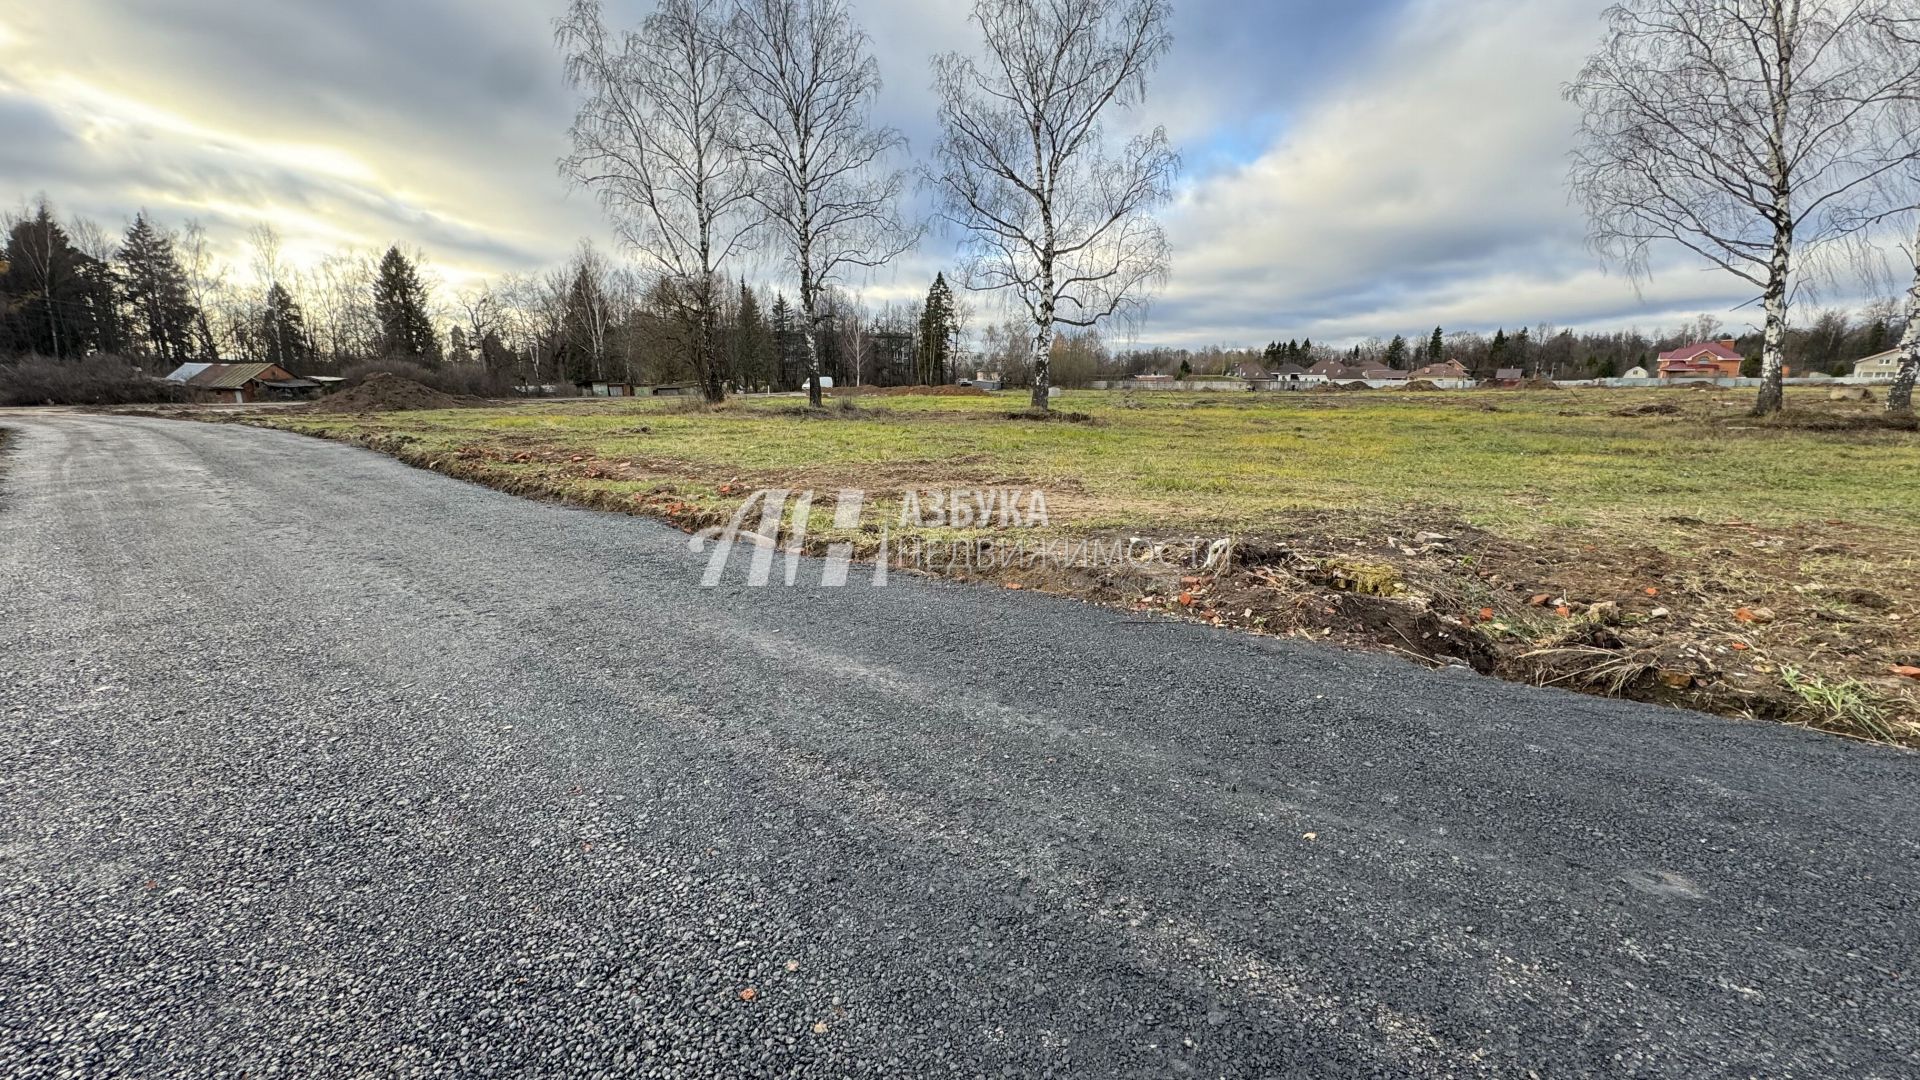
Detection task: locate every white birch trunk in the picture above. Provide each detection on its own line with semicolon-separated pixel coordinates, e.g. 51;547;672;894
1890;220;1920;414
1755;222;1792;416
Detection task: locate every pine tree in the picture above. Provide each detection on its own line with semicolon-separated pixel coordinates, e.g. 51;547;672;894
258;282;314;369
1385;334;1409;370
372;246;439;363
1487;329;1510;377
1;201;116;358
1429;326;1445;365
479;330;513;374
916;274;958;385
118;213;199;365
770;294;803;388
729;282;774;391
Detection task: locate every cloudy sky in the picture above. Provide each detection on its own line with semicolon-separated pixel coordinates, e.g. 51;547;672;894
0;0;1787;349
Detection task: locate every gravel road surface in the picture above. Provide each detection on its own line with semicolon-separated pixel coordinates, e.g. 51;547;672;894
2;413;1916;1078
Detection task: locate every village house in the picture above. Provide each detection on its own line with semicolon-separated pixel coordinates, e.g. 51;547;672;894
1657;339;1744;380
1307;359;1370;383
163;362;318;404
1409;360;1471;381
1852;349;1906;380
1271;362;1316;386
1623;365;1651;379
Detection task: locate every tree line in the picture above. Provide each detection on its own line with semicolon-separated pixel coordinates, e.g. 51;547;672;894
10;0;1920;413
1567;0;1920;414
4;0;1173;414
0;195;973;393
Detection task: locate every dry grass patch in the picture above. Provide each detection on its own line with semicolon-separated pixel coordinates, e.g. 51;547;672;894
241;386;1920;743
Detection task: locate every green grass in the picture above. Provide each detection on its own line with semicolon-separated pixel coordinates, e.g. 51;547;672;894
249;386;1920;738
1782;666;1897;742
258;387;1920;547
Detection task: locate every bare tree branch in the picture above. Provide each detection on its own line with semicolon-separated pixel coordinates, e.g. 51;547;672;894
556;0;758;402
727;0;918;407
1566;0;1920;415
926;0;1177;412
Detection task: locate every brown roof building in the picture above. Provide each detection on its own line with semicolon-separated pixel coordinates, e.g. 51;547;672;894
164;362;318;403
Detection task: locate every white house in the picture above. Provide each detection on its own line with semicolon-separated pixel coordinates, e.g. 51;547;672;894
1853;349;1906;380
1623;366;1650;379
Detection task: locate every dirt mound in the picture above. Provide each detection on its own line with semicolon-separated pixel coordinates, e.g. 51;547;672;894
833;384;991;398
308;373;477;413
1750;410;1918;433
1516;378;1558;390
1401;380;1441;392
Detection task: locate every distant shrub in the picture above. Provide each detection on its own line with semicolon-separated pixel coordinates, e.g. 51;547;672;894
337;359;524;399
0;355;190;407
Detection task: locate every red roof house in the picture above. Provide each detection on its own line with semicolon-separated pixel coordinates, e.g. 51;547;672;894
1657;340;1744;380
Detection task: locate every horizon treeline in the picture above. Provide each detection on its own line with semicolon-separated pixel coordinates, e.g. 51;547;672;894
1;193;1905;389
0;195;968;392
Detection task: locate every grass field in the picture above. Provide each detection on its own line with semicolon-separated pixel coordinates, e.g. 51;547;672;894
253;386;1920;741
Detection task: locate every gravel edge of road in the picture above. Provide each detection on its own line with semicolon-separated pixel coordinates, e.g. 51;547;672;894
227;413;1914;750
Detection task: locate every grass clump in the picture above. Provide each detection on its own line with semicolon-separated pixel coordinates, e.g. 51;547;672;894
1781;666;1896;743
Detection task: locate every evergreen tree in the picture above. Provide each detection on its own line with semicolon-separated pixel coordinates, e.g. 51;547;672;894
917;274;959;385
479;330;513;374
560;261;612;384
728;281;774;390
0;201;114;358
1429;327;1445;364
258;282;314;369
1865;319;1888;357
770;294;804;388
1384;334;1409;370
372;246;439;363
118;213;199;364
1486;329;1510;377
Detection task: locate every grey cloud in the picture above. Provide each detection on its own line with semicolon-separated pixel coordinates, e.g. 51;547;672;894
0;0;1822;345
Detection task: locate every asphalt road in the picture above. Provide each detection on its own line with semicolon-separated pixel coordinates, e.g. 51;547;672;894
1;413;1916;1079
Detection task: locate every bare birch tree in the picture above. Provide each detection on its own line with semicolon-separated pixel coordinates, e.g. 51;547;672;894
557;0;757;402
927;0;1177;413
728;0;916;408
1885;221;1920;411
176;221;226;360
1567;0;1920;415
1862;10;1920;413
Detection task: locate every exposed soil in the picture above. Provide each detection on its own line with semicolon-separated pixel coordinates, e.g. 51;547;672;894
830;384;991;398
1750;410;1918;433
1051;516;1919;743
306;374;482;414
1613;402;1682;417
254;418;1920;745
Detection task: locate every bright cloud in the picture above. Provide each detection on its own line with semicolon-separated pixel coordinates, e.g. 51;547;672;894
0;0;1836;346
